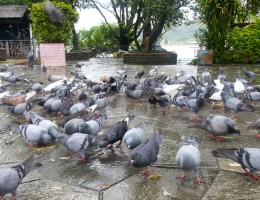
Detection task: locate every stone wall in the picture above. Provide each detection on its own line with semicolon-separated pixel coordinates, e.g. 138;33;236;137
123;52;177;65
65;52;92;60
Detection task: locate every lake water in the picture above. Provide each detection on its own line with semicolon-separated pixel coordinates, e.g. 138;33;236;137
162;44;200;62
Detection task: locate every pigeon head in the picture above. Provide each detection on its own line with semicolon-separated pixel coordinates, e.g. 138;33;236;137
57;134;68;145
184;137;198;148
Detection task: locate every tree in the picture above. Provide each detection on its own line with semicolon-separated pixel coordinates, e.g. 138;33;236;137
236;0;260;23
78;23;120;52
85;0;191;51
29;1;78;45
194;0;239;63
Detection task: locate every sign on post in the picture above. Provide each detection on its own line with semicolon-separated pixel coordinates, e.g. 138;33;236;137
40;43;66;67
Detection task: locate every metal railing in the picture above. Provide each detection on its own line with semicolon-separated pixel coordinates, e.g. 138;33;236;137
0;40;34;59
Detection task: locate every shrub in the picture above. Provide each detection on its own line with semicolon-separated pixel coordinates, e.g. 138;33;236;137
225;18;260;63
29;1;78;45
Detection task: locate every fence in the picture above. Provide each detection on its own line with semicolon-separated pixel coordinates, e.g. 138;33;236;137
0;40;35;59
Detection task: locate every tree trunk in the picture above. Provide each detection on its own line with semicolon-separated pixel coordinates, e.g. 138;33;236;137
141;22;152;51
71;25;79;51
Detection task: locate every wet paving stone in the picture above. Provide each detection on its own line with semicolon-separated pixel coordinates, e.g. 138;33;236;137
0;59;259;199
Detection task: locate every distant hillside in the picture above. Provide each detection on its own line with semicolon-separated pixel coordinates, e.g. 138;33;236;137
161;23;201;44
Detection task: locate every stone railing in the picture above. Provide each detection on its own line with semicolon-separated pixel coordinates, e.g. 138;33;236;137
123;52;177;65
65;51;92;60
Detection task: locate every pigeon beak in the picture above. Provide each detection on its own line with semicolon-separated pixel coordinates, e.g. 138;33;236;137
130;160;134;165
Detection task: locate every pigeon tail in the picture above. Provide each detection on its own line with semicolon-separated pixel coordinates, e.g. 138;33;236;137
211;148;239;163
7;122;21;134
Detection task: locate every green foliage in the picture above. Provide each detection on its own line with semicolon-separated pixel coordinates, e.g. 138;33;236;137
225;17;260;63
195;0;238;63
78;23;120;51
29;1;78;45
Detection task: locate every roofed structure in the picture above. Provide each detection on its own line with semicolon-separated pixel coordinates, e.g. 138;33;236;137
0;5;30;40
0;5;28;19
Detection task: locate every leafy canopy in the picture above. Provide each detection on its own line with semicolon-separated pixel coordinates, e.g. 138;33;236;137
29;1;78;45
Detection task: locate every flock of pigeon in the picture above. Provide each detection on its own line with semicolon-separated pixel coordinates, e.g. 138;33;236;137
0;62;259;199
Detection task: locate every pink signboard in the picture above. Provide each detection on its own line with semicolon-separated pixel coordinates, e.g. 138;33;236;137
40;43;66;67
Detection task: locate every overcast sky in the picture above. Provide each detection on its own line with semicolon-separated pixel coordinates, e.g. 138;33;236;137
75;8;116;31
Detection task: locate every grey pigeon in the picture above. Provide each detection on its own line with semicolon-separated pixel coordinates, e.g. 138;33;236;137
172;95;188;112
188;115;240;141
124;87;147;102
186;92;205;120
212;148;260;180
33;117;60;138
123;121;148;149
97;115;135;149
8;102;32;115
217;67;226;81
32;82;44;92
247;119;260;130
69;102;87;115
64;118;85;135
135;70;144;79
243;68;256;82
201;67;211;82
221;91;255;118
0;156;42;199
8;122;54;147
60;96;74;116
56;133;98;160
43;98;63;113
79;114;107;136
175;137;204;184
244;91;260;105
148;66;158;77
130;128;163;175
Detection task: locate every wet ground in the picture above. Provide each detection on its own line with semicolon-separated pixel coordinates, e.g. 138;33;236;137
0;58;260;200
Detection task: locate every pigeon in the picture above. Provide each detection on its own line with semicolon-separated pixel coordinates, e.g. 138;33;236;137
188;115;240;141
162;84;185;98
64;118;86;135
32;82;44;92
78;114;107;136
243;68;256;82
0;63;8;72
69;102;87;115
247;119;260;131
176;137;204;184
217;67;226;81
56;132;98;160
123;121;148;149
8;122;55;147
42;64;47;73
97;115;135;149
148;66;158;77
135;70;144;79
60;96;74;116
172;96;188;112
221;91;255;118
244;90;260;105
33;117;60;138
201;67;211;82
186;92;205;120
43;98;64;113
130;128;163;175
8;102;32;115
212;148;260;180
124;87;147;102
149;95;172;113
27;51;34;69
0;156;42;199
